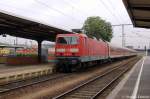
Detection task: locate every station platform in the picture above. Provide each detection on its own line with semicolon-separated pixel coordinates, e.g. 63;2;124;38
107;56;150;99
0;63;54;85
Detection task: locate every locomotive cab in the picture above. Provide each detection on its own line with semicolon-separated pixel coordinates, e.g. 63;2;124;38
56;35;79;56
55;34;81;72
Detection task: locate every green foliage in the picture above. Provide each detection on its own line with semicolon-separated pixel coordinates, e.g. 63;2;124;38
16;53;37;57
82;16;113;42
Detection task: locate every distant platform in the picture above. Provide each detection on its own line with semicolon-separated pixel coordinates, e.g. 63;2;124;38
0;63;54;84
107;56;150;99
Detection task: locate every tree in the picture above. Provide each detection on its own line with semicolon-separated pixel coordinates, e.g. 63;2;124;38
82;16;113;42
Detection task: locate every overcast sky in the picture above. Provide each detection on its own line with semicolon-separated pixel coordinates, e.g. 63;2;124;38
0;0;150;49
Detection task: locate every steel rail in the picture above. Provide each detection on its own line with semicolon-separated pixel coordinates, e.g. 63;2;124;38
91;59;137;98
0;73;68;94
53;57;138;99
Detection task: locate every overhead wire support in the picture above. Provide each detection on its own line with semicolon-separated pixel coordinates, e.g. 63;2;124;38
112;24;132;26
112;24;132;47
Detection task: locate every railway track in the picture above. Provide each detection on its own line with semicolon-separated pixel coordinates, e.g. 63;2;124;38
53;57;139;99
0;73;68;94
0;57;140;99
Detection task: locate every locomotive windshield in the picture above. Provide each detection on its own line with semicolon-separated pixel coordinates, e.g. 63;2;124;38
57;36;78;44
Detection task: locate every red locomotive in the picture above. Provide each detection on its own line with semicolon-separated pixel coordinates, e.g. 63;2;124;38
55;33;136;72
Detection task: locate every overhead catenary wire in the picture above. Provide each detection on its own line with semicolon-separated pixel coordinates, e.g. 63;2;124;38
1;0;126;26
132;32;150;39
105;0;126;23
34;0;83;24
100;0;122;23
62;0;89;17
115;32;150;40
0;2;72;30
98;0;122;24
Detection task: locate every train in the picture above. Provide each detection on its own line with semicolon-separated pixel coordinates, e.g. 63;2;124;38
55;33;137;72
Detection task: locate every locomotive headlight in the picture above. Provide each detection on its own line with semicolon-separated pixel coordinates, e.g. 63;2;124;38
70;48;79;52
56;48;65;52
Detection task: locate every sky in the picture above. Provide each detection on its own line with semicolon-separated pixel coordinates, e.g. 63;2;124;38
0;0;150;49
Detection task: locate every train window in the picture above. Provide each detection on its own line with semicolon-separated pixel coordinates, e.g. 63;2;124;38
71;37;78;44
57;37;69;44
57;36;78;44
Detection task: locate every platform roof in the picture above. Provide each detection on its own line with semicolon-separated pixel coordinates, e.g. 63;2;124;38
123;0;150;28
0;10;72;42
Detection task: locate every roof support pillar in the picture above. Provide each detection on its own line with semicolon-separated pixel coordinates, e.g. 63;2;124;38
37;40;42;63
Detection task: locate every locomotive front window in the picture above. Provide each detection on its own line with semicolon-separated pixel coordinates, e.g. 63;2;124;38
57;37;78;44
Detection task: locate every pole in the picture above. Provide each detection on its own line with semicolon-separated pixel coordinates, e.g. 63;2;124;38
16;37;18;45
37;40;42;63
112;24;132;47
122;24;125;47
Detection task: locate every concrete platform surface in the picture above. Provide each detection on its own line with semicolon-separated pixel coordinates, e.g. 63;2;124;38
0;64;54;84
107;56;150;99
